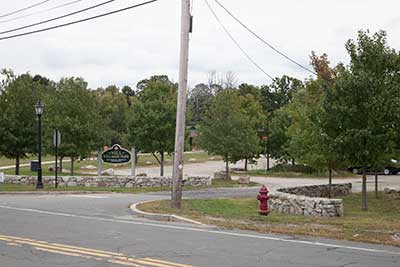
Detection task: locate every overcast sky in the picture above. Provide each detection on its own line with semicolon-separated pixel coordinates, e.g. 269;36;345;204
0;0;399;89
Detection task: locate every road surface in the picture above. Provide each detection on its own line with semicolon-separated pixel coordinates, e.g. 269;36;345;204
0;191;399;267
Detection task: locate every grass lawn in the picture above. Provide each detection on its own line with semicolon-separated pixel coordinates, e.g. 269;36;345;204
0;155;56;167
234;169;356;178
138;192;400;247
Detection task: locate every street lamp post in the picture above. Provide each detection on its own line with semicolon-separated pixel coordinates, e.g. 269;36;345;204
35;101;44;189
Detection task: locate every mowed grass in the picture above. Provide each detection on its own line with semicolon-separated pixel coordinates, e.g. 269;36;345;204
0;155;55;167
138;192;400;247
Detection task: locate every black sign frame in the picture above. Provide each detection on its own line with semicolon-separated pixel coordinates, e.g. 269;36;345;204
102;144;131;164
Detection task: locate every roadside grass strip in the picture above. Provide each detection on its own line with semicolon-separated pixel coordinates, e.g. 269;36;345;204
0;234;194;267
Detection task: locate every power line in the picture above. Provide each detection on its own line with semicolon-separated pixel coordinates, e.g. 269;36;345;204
0;1;51;19
204;0;274;81
0;0;160;41
0;0;85;25
214;0;317;76
0;0;117;35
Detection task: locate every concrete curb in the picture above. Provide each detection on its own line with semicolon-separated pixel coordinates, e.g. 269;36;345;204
130;200;204;225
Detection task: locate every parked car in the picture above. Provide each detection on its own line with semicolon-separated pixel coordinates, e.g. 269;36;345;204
348;159;400;175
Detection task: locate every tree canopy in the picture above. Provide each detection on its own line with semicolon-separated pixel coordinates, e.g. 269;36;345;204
127;75;177;176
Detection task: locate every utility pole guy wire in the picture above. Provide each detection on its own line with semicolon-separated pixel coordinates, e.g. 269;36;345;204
214;0;316;75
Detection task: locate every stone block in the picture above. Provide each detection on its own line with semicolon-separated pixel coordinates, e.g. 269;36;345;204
214;171;231;180
238;176;250;184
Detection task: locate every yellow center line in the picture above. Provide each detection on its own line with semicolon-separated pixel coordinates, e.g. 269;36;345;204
12;239;114;258
0;234;123;257
0;234;195;267
35;247;145;266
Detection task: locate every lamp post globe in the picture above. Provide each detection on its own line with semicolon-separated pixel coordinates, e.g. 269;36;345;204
35;101;44;116
35;101;44;189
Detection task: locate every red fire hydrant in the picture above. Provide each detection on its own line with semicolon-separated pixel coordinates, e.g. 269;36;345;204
257;185;270;216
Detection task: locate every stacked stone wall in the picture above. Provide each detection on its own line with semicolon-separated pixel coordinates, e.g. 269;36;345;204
268;184;352;217
277;183;352;198
3;175;210;188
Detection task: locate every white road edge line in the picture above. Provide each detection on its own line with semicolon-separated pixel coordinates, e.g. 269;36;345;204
66;195;108;199
0;205;399;256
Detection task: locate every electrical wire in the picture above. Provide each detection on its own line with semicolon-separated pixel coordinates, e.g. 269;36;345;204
0;0;85;25
0;0;160;41
204;0;274;81
0;1;51;19
214;0;317;76
0;0;117;35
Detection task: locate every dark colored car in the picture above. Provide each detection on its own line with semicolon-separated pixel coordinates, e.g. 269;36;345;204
348;159;400;175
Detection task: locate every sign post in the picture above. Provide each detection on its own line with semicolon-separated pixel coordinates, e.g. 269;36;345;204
53;130;61;188
97;150;102;177
131;146;136;176
262;135;268;173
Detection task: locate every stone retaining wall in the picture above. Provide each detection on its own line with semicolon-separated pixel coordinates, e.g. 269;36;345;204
277;183;352;198
268;184;352;217
3;175;210;188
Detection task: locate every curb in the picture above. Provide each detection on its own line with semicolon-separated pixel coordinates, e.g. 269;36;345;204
130;200;204;225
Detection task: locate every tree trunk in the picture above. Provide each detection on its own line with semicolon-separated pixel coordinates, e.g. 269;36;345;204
15;156;20;175
160;151;164;177
244;158;248;172
225;157;231;180
70;157;75;176
292;159;295;165
361;167;368;211
59;157;63;172
328;167;332;198
375;172;378;198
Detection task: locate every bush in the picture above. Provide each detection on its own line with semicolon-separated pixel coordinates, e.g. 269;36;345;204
269;164;318;174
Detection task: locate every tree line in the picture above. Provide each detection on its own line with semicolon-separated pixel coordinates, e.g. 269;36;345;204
0;30;399;210
191;30;400;211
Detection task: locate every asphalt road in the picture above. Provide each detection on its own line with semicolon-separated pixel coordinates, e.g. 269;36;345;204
0;192;399;267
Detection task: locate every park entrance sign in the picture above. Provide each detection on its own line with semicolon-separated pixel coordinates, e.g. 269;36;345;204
102;144;131;164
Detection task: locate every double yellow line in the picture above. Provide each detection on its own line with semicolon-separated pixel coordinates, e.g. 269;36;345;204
0;234;194;267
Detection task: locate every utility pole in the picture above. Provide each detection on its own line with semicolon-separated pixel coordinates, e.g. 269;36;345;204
172;0;191;209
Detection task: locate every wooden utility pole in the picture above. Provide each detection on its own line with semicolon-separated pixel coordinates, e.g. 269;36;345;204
172;0;191;209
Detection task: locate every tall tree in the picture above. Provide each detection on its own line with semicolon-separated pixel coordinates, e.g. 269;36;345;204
188;83;213;124
127;76;177;176
0;72;52;174
122;85;135;106
260;75;303;113
96;85;130;147
45;77;104;175
259;76;303;164
199;90;261;179
288;52;340;196
321;30;400;210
